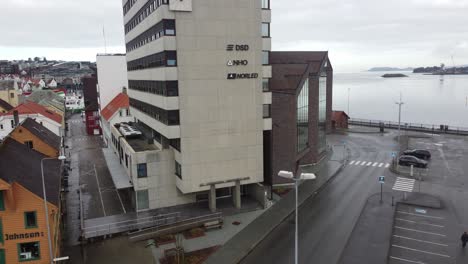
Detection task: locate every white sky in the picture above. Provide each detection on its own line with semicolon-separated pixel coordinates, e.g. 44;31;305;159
1;0;467;72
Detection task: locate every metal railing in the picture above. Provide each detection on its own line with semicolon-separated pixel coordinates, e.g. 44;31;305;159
82;212;181;239
349;118;468;135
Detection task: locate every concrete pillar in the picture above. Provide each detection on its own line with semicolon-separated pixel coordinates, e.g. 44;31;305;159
209;185;216;212
233;180;241;209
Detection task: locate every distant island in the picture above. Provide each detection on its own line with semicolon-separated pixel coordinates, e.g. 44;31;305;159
368;67;413;72
381;73;409;78
413;64;468;75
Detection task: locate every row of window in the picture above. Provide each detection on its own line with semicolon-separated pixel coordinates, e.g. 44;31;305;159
129;80;179;97
127;51;177;71
130;98;180;125
126;19;176;52
262;23;270;38
262;0;270;9
125;0;169;34
263;104;271;118
123;0;138;15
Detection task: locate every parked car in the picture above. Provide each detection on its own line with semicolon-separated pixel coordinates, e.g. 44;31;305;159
398;155;428;168
403;149;431;160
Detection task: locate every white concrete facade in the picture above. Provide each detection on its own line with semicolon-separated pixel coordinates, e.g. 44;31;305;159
96;55;129;111
122;0;271;210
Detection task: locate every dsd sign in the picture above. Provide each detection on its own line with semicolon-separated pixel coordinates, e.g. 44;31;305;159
227;73;258;79
226;44;249;51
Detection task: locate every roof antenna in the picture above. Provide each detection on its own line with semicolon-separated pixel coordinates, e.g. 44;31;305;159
103;25;107;54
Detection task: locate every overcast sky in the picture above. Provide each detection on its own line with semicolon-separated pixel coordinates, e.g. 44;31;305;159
1;0;467;72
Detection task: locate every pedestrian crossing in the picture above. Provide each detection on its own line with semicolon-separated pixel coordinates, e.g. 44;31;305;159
392;177;415;192
349;160;390;168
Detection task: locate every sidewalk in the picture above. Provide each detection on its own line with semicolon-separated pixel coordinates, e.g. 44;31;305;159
206;157;344;264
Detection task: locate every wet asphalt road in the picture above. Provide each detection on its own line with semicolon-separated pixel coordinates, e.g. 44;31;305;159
241;130;400;264
242;130;468;264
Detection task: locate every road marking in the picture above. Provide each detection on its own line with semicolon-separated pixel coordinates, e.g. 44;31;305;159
390;256;426;264
395;218;444;228
392;244;450;258
355;161;361;165
372;162;378;167
393;235;448;246
396;211;444;220
379;163;384;167
349;160;355;165
393;177;415;192
394;226;446;237
385;163;390;168
366;162;372;166
93;164;107;216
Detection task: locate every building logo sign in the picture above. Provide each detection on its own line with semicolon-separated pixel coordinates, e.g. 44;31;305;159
227;60;248;66
5;232;45;241
227;73;259;80
226;44;249;51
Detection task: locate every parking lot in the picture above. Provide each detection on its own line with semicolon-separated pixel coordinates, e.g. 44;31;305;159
389;204;454;264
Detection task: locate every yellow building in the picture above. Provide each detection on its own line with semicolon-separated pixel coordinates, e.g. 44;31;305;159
0;81;19;108
0;138;62;264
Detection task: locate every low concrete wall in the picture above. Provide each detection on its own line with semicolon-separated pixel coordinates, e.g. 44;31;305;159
247;183;267;209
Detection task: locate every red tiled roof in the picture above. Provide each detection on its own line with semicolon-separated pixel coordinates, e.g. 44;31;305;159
101;93;129;121
5;101;62;124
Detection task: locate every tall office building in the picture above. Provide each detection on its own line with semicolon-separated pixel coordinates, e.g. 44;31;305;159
120;0;272;211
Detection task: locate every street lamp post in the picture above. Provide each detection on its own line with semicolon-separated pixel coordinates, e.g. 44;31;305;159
41;155;66;264
395;92;404;153
278;170;316;264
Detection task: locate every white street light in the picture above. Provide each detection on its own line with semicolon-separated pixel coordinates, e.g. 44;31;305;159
395;92;404;154
278;170;316;264
41;155;66;264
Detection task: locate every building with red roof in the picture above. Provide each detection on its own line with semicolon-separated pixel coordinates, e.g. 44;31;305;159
332;111;350;129
100;92;132;146
0;101;63;140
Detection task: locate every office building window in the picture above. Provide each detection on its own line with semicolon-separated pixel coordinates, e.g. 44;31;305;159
0;124;3;130
119;110;123;117
125;0;169;34
18;241;40;261
261;0;270;9
128;80;178;97
24;211;38;229
262;51;269;65
170;139;181;152
136;190;149;210
318;73;327;153
129;98;180;125
127;51;177;71
262;23;270;37
175;161;182;179
11;120;14;128
262;78;270;92
126;19;176;52
126;108;130;116
137;163;147;178
297;78;309;153
263;104;271;118
0;191;4;211
125;154;129;168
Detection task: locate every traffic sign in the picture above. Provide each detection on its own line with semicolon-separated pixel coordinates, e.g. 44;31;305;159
379;176;385;183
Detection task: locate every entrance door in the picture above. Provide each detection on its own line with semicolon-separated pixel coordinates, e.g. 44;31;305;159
0;249;5;264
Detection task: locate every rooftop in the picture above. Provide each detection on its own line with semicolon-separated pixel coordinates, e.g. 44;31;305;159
115;122;159;152
0;80;15;90
0;138;61;206
4;101;62;124
20;117;61;150
0;98;13;111
101;92;129;121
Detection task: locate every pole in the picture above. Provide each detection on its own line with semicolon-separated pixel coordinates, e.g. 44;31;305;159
41;158;54;264
295;179;298;264
380;183;383;203
347;88;350;115
396;93;404;154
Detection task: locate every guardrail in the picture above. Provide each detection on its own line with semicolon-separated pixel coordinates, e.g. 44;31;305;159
82;212;181;239
128;212;223;242
349;118;468;135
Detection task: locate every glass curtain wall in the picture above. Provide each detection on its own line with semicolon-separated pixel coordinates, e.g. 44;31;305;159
297;78;309;152
318;72;327;153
